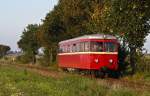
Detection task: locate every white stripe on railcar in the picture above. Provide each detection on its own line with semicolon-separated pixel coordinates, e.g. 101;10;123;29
58;52;118;55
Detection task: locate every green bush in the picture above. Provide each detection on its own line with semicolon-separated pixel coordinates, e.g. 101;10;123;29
16;55;33;64
118;46;130;76
136;55;150;73
37;57;51;67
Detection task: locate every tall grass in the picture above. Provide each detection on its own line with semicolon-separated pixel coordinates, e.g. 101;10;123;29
0;65;149;96
137;55;150;73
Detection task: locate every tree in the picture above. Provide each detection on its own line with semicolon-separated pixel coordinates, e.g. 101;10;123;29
58;0;106;37
0;45;10;58
18;24;40;64
37;7;66;64
99;0;150;74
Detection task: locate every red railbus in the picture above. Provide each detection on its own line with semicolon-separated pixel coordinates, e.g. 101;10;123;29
58;34;119;77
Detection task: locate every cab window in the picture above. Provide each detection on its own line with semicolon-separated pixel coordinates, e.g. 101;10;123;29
91;42;103;52
104;42;117;52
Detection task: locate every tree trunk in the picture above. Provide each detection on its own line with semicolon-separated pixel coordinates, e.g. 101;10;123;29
130;47;136;75
52;47;57;62
32;55;36;64
32;51;36;64
49;48;53;64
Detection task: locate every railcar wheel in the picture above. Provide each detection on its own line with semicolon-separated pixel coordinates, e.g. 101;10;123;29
94;70;105;78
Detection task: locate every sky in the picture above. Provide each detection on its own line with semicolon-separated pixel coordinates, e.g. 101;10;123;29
0;0;150;52
0;0;58;51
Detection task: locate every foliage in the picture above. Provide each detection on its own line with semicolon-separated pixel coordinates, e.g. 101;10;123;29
118;45;130;76
18;24;40;64
0;44;10;58
37;49;51;67
16;54;33;64
37;9;64;63
136;55;150;73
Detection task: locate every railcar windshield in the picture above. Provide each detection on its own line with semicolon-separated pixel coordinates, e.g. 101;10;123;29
90;42;117;52
91;42;103;52
104;42;117;52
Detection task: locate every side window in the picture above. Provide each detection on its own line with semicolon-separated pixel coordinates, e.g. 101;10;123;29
76;43;80;52
62;46;65;53
64;46;66;53
65;45;68;53
70;45;73;52
72;44;77;52
91;42;103;52
84;42;90;52
67;45;70;53
59;45;63;53
105;42;116;52
80;42;84;52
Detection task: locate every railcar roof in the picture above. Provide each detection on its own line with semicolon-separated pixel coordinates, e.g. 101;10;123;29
59;34;117;44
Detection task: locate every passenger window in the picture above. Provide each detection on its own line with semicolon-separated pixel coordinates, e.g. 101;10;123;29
84;42;90;52
64;46;67;53
80;42;84;52
105;42;116;52
59;46;63;53
70;45;73;52
76;43;80;52
67;45;70;53
91;42;103;52
72;44;77;52
62;46;65;53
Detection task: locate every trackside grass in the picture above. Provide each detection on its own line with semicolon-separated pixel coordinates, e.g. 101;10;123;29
0;65;149;96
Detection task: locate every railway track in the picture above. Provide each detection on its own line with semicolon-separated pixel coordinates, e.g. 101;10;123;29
1;63;150;91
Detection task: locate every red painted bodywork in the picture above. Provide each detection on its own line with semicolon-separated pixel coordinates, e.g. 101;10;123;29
58;39;119;71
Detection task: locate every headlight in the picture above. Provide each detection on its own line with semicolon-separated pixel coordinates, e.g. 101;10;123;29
109;59;113;63
94;59;99;64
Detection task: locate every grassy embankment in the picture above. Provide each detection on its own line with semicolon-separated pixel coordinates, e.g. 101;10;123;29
0;64;150;96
